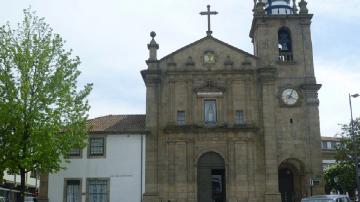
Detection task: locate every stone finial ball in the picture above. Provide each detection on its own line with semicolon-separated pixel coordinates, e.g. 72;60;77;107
150;31;156;38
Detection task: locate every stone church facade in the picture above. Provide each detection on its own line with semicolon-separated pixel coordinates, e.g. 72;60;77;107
141;1;323;202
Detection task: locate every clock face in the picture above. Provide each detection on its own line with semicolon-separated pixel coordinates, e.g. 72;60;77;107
281;88;299;105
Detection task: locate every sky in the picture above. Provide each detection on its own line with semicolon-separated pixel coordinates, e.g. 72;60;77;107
0;0;359;137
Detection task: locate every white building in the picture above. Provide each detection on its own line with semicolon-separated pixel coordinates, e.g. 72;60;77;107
45;115;146;202
320;136;340;170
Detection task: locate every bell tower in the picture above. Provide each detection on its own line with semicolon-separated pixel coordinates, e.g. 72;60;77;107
250;0;315;83
250;0;324;201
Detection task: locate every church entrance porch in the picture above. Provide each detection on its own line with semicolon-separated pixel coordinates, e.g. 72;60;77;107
278;159;305;202
197;152;226;202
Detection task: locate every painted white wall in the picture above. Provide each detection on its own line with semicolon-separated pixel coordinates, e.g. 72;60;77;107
48;134;145;202
322;160;336;164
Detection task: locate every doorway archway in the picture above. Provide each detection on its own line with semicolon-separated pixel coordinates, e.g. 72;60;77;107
278;159;305;202
197;152;226;202
279;167;294;202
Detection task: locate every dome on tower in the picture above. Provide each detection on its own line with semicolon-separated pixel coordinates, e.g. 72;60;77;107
259;0;295;15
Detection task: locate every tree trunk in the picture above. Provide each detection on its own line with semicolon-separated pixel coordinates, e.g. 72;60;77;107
19;169;26;202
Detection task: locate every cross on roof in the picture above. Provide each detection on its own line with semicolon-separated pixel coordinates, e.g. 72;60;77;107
200;5;218;36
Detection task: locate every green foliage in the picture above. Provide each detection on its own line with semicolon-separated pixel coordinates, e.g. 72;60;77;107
336;118;360;164
323;118;360;196
0;7;92;180
324;163;356;195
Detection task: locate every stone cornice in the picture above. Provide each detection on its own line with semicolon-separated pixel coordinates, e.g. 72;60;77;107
163;124;259;134
146;59;159;65
301;83;322;106
249;14;313;38
165;68;255;76
301;83;322;91
257;67;277;83
141;69;161;84
193;80;226;93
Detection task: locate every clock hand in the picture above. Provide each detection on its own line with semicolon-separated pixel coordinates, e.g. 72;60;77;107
288;90;296;100
287;92;293;99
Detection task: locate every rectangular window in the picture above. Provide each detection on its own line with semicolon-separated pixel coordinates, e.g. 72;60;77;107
89;137;105;157
327;141;332;150
65;179;81;202
204;100;216;124
177;111;185;125
68;148;81;157
321;141;327;149
87;179;109;202
235;110;245;124
330;141;337;150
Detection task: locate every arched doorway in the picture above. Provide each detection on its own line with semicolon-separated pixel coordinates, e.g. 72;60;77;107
278;159;305;202
197;152;226;202
279;167;294;202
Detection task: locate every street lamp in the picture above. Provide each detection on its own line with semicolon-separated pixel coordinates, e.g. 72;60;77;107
349;93;360;201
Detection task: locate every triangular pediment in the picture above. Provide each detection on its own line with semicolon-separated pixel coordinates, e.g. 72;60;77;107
193;80;226;98
160;36;256;61
158;36;257;70
193;80;226;93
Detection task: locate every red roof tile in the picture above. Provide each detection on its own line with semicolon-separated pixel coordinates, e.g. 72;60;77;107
87;114;146;133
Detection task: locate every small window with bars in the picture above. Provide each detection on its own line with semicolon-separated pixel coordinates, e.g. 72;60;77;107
68;148;81;157
177;111;186;125
87;179;109;202
235;110;245;125
89;137;105;157
65;179;81;202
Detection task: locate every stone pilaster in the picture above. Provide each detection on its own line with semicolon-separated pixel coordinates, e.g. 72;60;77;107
299;15;315;81
301;83;324;195
258;67;281;202
227;141;236;202
247;141;257;202
142;31;161;202
235;141;249;201
175;141;188;201
142;72;161;202
251;20;271;67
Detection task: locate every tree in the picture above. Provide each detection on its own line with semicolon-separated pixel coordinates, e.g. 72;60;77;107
324;163;356;196
336;118;360;164
0;8;92;201
323;118;360;197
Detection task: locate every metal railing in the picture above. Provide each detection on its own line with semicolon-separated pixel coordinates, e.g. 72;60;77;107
279;52;294;62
